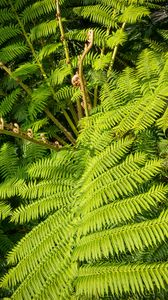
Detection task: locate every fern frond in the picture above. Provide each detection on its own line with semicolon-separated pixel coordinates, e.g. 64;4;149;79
29;84;52;118
0;144;19;179
75;210;168;261
0;88;21;117
0;43;29;64
0;26;21;46
107;29;127;49
12;63;39;79
120;6;150;23
38;43;62;61
30;20;59;41
0;202;11;220
21;0;55;23
76;262;168;297
73;5;116;28
0;8;15;23
78;184;168;236
50;64;71;86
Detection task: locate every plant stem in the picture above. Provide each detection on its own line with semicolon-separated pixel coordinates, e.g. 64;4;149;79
62;109;78;137
93;85;98;108
45;109;76;145
55;0;70;65
0;129;59;152
108;22;126;76
68;103;79;126
78;30;94;117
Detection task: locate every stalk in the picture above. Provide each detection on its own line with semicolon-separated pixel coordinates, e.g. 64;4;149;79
108;22;126;76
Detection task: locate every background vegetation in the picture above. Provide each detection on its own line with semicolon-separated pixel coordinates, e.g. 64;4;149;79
0;0;168;299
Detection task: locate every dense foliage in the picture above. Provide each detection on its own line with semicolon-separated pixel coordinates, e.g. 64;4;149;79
0;0;168;299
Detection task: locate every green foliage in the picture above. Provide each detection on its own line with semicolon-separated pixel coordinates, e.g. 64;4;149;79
0;0;168;299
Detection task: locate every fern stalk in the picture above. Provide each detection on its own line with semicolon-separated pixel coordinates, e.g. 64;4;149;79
55;0;70;65
0;128;59;151
108;22;126;76
78;30;94;117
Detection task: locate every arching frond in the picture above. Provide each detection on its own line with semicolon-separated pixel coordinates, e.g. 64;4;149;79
76;262;168;298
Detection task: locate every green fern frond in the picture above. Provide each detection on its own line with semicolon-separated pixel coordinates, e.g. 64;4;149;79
0;26;21;46
76;262;168;297
120;6;150;23
75;210;168;260
0;144;19;180
30;20;59;41
50;64;71;86
12;63;39;80
66;28;107;48
1;209;76;299
157;106;168;131
0;202;11;220
38;43;62;61
15;0;31;10
0;178;26;199
21;0;55;23
0;43;29;63
29;84;52;118
0;230;13;255
31;118;48;132
0;8;15;23
78;184;168;236
0;88;21;117
73;5;116;28
107;29;127;49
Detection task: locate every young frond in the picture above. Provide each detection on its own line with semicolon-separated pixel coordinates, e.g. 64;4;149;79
0;88;21;116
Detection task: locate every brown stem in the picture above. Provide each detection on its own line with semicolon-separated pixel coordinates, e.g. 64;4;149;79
78;30;94;117
0;129;59;151
55;0;70;65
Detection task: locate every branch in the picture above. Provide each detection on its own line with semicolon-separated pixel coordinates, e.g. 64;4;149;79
0;128;60;152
